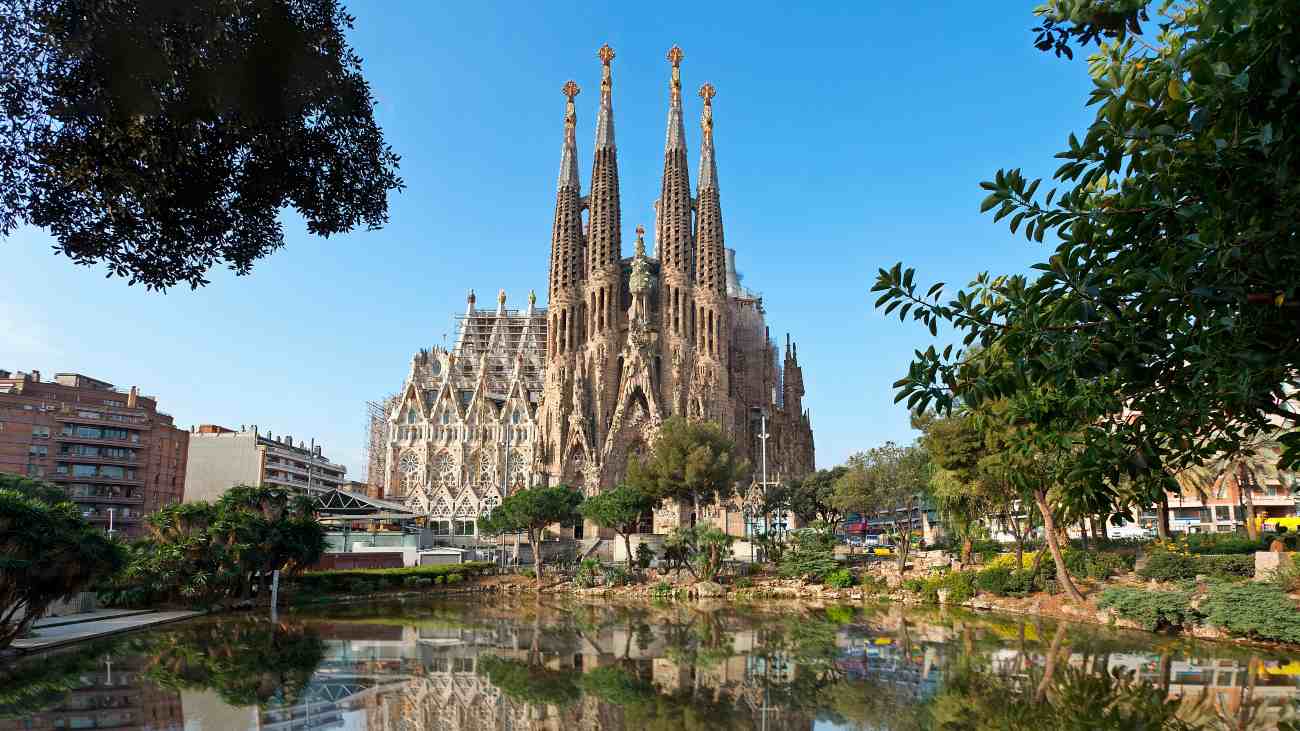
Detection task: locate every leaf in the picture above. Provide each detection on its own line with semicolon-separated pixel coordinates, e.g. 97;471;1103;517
980;193;1000;213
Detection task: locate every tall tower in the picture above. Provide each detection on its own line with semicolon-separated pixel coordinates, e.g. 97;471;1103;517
689;82;732;429
579;43;625;458
538;79;586;481
657;45;694;417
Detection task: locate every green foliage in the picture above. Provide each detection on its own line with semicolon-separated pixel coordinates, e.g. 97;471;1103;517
0;637;126;718
825;569;855;589
874;0;1300;522
286;561;493;594
649;581;678;598
906;570;977;604
777;528;839;581
688;526;736;582
732;576;753;589
832;442;931;573
1137;552;1254;581
0;474;126;648
975;565;1014;596
0;0;403;290
635;542;655;569
446;573;463;584
779;466;848;526
625;416;748;509
477;655;580;707
578;666;656;707
478;485;583;581
1201;582;1300;644
602;564;631;587
1098;588;1198;632
142;618;325;707
1272;553;1300;593
575;558;602;588
104;485;325;608
1182;533;1267;555
578;484;655;566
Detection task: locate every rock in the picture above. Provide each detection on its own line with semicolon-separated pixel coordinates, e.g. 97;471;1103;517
936;588;951;606
694;581;726;598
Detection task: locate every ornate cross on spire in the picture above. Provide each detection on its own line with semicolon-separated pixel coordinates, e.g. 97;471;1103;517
699;83;715;135
667;45;684;98
634;224;646;257
562;80;579;126
598;43;615;89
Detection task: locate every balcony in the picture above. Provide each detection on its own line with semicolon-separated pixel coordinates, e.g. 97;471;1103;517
83;511;142;523
50;473;143;487
55;412;152;429
69;493;145;505
55;432;142;448
56;452;139;466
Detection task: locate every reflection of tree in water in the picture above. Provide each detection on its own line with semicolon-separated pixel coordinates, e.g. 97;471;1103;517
0;638;126;719
139;617;324;707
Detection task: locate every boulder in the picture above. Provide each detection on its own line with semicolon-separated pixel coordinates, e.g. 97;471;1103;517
694;581;726;598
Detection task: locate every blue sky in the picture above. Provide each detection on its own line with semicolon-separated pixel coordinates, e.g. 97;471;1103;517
1;2;1096;478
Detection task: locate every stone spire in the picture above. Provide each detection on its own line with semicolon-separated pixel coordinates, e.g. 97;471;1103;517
587;44;622;276
549;81;585;301
694;83;725;295
656;45;693;281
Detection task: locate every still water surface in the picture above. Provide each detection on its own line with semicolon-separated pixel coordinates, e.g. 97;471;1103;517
4;599;1300;730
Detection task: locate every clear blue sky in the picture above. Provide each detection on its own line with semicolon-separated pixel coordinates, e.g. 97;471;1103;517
1;2;1095;478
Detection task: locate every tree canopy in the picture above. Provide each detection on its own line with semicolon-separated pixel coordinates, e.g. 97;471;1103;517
626;416;748;513
1;0;402;289
0;474;126;648
578;483;655;567
782;466;848;528
478;485;583;582
873;0;1300;494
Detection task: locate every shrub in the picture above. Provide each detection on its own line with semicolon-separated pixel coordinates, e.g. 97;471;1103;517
434;575;445;585
352;581;378;594
602;564;630;587
575;558;601;588
825;569;854;589
1138;552;1254;581
446;573;463;584
1183;533;1266;555
1271;553;1300;592
732;577;754;589
1098;588;1198;631
912;571;977;604
1202;582;1300;643
975;566;1013;596
402;576;422;589
635;542;655;570
288;561;494;594
985;553;1035;571
858;574;888;596
778;529;839;581
649;581;677;598
901;578;927;594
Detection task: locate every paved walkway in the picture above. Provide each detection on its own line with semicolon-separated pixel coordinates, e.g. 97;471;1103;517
32;608;154;629
12;610;202;654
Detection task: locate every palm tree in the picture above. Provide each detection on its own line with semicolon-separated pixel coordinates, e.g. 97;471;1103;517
1174;428;1292;540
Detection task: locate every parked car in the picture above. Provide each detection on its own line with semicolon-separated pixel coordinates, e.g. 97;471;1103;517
1106;523;1155;540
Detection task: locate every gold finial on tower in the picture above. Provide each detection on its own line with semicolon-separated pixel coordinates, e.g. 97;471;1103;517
667;45;684;98
598;43;615;89
634;224;646;256
699;83;715;135
562;80;579;126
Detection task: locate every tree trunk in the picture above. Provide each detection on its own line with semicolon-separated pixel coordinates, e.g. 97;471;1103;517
1010;514;1025;568
530;528;543;586
1156;493;1170;540
1078;521;1089;551
623;532;633;569
960;536;973;567
895;521;911;575
1035;623;1067;703
1240;465;1259;540
1091;517;1105;542
1034;488;1085;602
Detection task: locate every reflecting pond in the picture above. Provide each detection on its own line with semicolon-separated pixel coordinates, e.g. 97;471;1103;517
3;599;1300;730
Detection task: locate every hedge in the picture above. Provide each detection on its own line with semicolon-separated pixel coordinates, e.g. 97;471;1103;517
1201;583;1300;644
1137;553;1254;582
288;561;494;594
1098;588;1197;632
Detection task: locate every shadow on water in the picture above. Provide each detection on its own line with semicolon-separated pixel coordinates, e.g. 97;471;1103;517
3;600;1300;730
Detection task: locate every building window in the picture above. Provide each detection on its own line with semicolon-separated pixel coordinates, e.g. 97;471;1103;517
72;464;97;477
1215;506;1232;522
430;520;451;536
454;520;475;536
31;425;49;438
28;445;47;457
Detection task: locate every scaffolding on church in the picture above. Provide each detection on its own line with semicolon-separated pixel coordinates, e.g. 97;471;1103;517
451;306;547;401
364;395;395;490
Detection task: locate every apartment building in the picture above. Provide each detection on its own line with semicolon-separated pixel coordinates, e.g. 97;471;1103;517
183;424;346;502
0;369;188;538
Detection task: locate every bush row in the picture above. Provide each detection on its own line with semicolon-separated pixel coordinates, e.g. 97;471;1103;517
288;561;495;594
1100;583;1300;643
1136;552;1254;581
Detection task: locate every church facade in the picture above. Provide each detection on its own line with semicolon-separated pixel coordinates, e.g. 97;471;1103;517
377;46;814;540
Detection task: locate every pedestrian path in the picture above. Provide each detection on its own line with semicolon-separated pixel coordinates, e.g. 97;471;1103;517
12;610;202;654
32;608;154;629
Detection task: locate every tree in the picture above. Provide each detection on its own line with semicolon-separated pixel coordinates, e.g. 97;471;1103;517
783;467;848;529
916;411;995;565
1174;426;1294;540
626;416;748;524
478;485;582;583
578;483;655;568
832;442;931;573
210;485;326;598
0;474;126;648
872;0;1300;530
0;0;402;289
